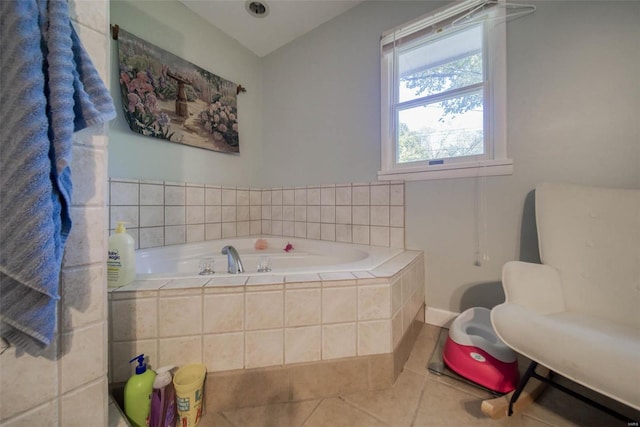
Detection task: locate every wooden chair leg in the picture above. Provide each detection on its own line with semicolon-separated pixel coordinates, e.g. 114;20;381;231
509;361;538;415
481;362;549;419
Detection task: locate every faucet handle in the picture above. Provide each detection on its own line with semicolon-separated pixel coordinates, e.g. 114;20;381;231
199;257;215;275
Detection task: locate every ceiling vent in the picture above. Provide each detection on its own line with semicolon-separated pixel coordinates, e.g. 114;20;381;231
245;1;269;18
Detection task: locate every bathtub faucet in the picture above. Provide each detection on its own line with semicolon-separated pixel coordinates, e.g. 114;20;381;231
221;245;245;274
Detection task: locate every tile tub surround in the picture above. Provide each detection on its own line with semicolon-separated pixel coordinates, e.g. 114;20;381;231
109;179;405;250
108;251;424;397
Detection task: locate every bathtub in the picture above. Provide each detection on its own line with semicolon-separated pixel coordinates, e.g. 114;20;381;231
136;237;403;279
110;237;425;392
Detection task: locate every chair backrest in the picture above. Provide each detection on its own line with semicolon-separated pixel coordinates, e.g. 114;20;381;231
535;182;640;328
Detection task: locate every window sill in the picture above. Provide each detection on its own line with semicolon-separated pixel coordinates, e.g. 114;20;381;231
378;159;513;182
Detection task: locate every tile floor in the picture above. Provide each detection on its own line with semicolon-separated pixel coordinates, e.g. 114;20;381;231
203;323;639;427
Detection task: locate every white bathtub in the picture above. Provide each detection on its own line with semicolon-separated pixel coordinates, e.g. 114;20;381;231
136;237;403;279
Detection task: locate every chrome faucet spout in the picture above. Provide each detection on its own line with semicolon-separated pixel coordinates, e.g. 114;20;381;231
221;245;245;274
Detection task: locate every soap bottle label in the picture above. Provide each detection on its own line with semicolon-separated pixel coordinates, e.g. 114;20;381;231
108;250;122;284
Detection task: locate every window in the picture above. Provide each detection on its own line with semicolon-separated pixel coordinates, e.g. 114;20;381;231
379;0;513;181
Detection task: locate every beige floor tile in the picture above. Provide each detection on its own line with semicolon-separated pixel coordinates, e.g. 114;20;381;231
429;370;494;400
201;411;235;426
402;323;439;375
205;368;290;413
343;370;426;427
369;354;394;390
108;398;129;427
421;323;442;340
290;358;368;401
221;400;321;427
413;377;549;426
524;380;640;427
302;398;387;427
193;325;639;427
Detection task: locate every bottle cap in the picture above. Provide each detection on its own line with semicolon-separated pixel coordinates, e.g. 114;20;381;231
129;354;147;375
153;366;175;389
115;221;128;233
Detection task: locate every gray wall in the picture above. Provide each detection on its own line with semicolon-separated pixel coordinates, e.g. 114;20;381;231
109;0;263;187
262;1;445;186
108;0;639;317
260;1;640;316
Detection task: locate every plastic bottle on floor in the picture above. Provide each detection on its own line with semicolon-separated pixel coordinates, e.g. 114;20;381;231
124;354;156;427
149;366;177;427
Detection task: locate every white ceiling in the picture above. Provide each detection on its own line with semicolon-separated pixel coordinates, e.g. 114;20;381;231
179;0;365;57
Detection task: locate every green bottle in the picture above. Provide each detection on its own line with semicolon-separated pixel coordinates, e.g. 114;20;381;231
124;354;157;427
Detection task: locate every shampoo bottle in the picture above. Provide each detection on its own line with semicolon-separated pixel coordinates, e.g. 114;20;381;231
149;366;177;427
108;221;136;288
124;354;156;427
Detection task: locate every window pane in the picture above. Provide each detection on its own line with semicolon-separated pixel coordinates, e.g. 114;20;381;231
397;90;484;163
398;25;483;103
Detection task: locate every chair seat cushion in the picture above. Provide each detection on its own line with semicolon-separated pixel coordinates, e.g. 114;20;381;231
492;303;640;410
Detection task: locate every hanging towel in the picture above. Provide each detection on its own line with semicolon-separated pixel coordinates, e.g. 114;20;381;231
0;0;116;355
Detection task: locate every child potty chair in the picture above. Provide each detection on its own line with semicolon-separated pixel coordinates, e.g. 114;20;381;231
443;307;519;393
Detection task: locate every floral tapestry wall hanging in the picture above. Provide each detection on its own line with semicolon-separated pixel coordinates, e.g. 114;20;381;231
117;28;240;153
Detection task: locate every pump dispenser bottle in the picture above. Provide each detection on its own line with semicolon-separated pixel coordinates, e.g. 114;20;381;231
108;221;135;288
150;366;177;427
124;354;156;427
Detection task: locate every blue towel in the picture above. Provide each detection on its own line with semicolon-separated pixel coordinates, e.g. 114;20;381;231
0;0;116;354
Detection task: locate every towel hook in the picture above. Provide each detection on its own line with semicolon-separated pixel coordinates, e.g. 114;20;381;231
111;24;119;41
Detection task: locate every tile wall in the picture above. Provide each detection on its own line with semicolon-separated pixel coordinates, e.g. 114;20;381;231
108;179;405;249
0;2;111;426
108;251;424;383
261;182;405;248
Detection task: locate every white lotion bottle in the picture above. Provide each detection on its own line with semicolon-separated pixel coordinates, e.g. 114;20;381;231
108;221;136;288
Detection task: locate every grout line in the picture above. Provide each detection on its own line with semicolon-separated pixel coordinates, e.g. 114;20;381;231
200;287;205;369
403;363;430;378
281;288;286;365
288;362;294;402
520;413;556;426
337;396;392;426
243;287;247;369
299;398;324;427
409;374;429;427
218;410;238;427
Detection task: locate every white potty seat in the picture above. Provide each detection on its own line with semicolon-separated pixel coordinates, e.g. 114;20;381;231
448;307;516;363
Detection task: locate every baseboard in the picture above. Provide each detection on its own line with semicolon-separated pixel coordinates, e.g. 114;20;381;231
425;307;459;327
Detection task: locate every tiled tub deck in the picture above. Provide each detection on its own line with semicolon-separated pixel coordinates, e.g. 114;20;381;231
108;250;424;412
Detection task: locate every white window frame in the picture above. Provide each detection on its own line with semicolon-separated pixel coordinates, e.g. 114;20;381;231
379;0;513;181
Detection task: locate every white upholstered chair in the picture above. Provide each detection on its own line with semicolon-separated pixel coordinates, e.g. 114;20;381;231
491;182;640;420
